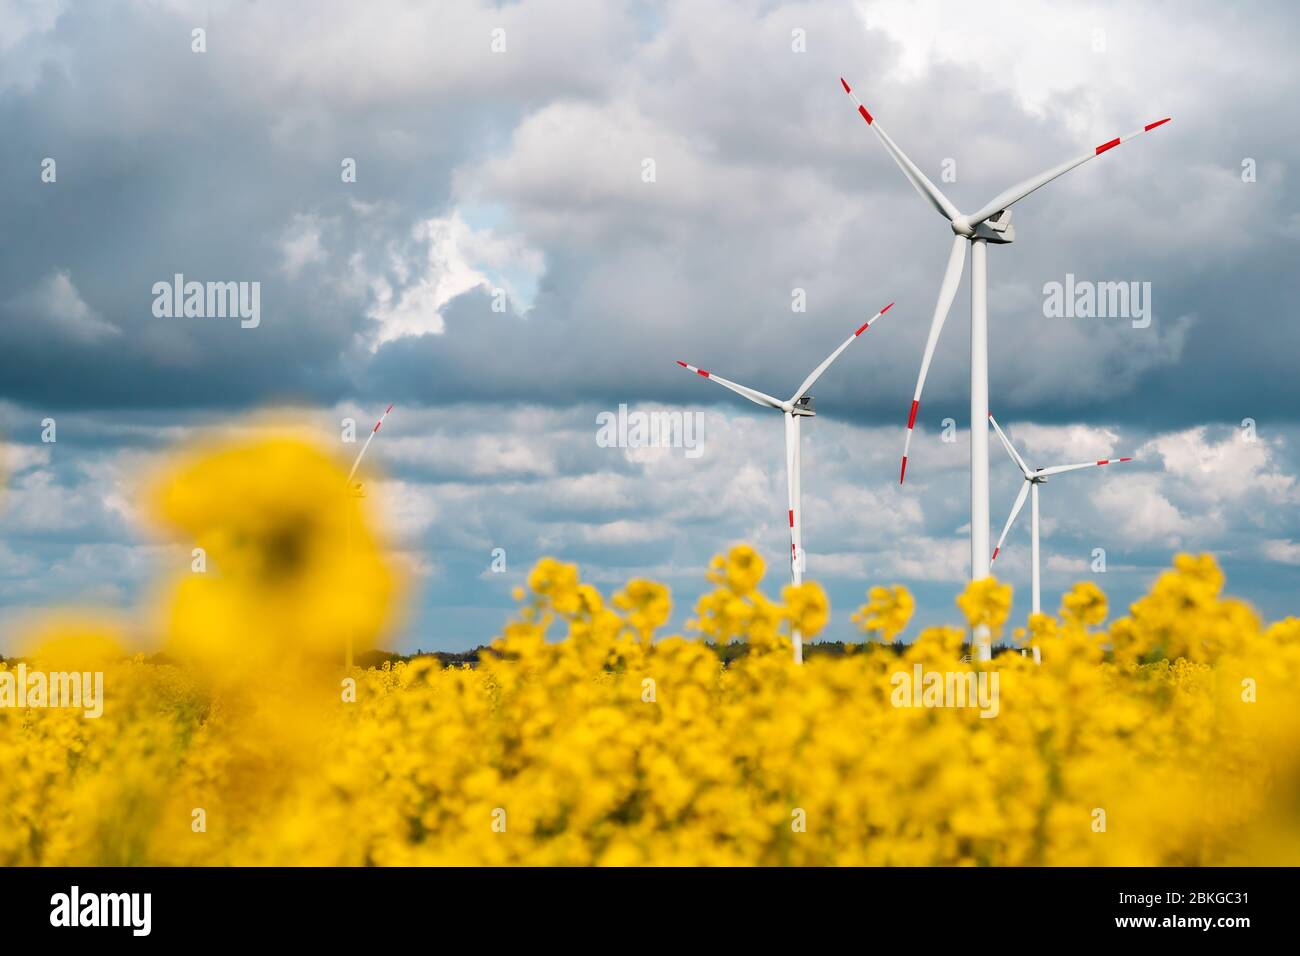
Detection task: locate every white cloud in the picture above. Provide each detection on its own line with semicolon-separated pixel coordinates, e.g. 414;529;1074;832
1142;426;1297;504
279;214;330;279
3;398;1299;653
855;0;1289;129
369;479;440;540
1044;554;1089;575
1091;476;1191;548
0;541;37;576
573;520;672;547
877;536;971;583
1262;539;1300;566
538;472;637;512
391;549;441;580
0;0;67;91
363;211;544;349
9;270;119;344
385;427;559;479
1;442;51;475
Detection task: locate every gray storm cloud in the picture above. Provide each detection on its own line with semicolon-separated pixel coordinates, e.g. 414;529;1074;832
1;0;1297;649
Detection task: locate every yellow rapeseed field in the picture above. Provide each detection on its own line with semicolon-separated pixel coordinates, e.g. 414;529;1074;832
2;434;1299;866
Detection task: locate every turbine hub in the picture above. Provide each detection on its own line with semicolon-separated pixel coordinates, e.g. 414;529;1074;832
950;216;976;238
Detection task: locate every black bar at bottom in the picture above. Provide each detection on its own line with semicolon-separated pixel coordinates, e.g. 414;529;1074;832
0;865;1283;942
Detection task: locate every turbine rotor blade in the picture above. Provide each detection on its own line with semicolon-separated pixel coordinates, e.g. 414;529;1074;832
965;116;1172;228
790;302;894;402
346;403;394;483
841;78;961;223
1037;456;1134;478
991;479;1031;563
676;361;786;409
900;235;967;483
988;413;1033;479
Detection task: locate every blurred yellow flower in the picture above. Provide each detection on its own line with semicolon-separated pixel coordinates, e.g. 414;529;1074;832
1061;581;1107;627
782;581;830;639
852;584;915;642
149;436;395;673
614;579;672;642
956;577;1013;636
20;621;126;670
709;544;765;595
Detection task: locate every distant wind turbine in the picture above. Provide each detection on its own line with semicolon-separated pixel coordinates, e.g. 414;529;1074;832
677;303;894;663
988;412;1132;661
344;403;393;669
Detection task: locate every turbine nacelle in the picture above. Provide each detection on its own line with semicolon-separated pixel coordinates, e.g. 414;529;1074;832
791;395;816;417
951;209;1015;244
975;209;1015;244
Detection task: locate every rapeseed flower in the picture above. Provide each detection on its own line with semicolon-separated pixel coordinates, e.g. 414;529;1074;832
2;430;1299;867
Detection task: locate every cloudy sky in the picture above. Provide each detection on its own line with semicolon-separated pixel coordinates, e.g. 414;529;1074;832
2;0;1298;652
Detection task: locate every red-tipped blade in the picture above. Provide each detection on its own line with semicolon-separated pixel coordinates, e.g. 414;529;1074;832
965;117;1172;229
900;399;921;483
839;76;873;124
855;302;894;337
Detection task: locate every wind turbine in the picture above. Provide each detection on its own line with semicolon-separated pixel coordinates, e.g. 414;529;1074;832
677;303;894;663
840;76;1168;659
988;412;1132;661
344;403;393;669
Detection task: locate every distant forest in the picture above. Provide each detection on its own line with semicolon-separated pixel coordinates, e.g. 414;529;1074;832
354;639;1026;669
0;640;1027;670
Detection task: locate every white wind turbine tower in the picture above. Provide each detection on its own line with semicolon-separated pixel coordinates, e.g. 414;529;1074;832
988;412;1132;661
677;303;894;664
840;77;1168;659
344;403;394;670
